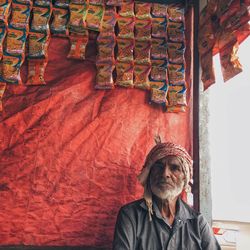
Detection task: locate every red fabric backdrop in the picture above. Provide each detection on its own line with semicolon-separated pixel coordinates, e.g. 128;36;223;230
0;26;193;249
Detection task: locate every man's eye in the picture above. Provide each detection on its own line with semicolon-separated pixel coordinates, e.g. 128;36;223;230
170;164;181;171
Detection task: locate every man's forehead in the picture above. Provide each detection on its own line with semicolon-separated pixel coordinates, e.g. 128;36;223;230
155;155;181;164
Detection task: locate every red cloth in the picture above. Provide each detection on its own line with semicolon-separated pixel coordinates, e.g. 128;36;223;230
0;36;192;248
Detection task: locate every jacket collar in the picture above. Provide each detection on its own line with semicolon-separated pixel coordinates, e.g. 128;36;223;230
139;197;198;222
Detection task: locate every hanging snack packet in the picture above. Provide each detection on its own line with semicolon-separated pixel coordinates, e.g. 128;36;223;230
219;41;242;82
167;4;185;23
118;1;134;17
151;17;167;38
54;0;70;8
167;42;185;64
0;1;11;25
135;19;151;41
150;58;168;81
167;63;185;84
68;2;87;34
165;105;186;112
0;81;6;112
150;81;168;104
0;24;6;59
95;62;115;89
115;62;134;88
134;63;151;89
26;59;47;85
167;21;185;42
10;3;32;29
100;6;116;33
106;0;122;6
135;2;151;19
116;38;134;63
134;40;151;64
4;27;27;56
86;3;104;32
151;3;168;17
167;84;187;107
28;31;50;59
1;53;23;84
51;7;69;36
117;16;135;39
67;31;89;60
200;50;215;90
97;34;115;63
30;5;52;32
151;37;167;59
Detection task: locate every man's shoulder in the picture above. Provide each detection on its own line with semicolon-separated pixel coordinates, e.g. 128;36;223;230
120;199;146;214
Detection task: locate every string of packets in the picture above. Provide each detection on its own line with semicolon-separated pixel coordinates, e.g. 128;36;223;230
0;0;187;112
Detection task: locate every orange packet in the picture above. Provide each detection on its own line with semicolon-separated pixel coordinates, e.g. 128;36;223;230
150;87;167;104
0;1;11;25
85;3;104;32
151;3;167;17
134;63;151;90
134;40;151;64
167;4;185;23
67;31;89;60
0;81;6;112
100;6;116;33
116;38;134;63
117;16;135;39
167;84;187;107
118;1;134;17
26;59;47;85
95;62;115;89
115;62;134;88
135;3;151;19
135;18;152;40
51;7;69;36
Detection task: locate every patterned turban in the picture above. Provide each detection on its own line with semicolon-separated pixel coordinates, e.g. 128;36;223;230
137;141;193;221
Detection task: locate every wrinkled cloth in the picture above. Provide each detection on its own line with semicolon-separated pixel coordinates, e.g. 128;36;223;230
112;198;221;250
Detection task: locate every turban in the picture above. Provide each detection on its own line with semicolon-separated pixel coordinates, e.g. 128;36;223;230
137;141;193;221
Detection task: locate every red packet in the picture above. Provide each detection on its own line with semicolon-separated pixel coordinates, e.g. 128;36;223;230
26;59;48;85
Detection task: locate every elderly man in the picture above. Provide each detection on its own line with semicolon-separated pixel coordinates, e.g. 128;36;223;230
113;141;221;250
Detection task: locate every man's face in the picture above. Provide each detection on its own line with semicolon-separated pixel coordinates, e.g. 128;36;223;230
149;156;185;201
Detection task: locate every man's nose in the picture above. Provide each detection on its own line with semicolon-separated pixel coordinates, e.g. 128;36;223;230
162;165;171;178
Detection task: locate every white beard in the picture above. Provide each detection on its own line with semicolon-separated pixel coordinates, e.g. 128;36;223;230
151;181;184;201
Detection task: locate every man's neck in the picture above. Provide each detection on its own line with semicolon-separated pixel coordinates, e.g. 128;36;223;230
153;195;179;225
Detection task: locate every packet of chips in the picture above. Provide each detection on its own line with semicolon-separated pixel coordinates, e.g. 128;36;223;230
86;3;104;32
1;53;23;84
30;5;52;32
117;16;135;39
150;81;168;104
167;4;185;23
151;37;167;59
0;1;11;25
68;2;87;34
9;3;32;29
134;40;151;64
54;0;70;8
134;63;151;89
115;62;134;88
106;0;122;6
167;84;187;107
0;81;6;112
95;62;115;89
28;31;50;59
219;40;242;82
13;0;33;5
167;21;185;42
150;59;168;81
200;50;215;90
26;59;47;85
67;31;89;60
51;7;69;36
167;63;185;84
135;3;151;19
100;6;116;33
167;42;185;63
151;17;167;38
165;105;186;112
0;24;6;59
135;19;151;41
152;3;167;17
118;1;134;17
116;38;134;63
4;27;27;56
97;34;115;63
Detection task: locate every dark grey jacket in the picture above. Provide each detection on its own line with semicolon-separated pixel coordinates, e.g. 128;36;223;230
113;198;221;250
